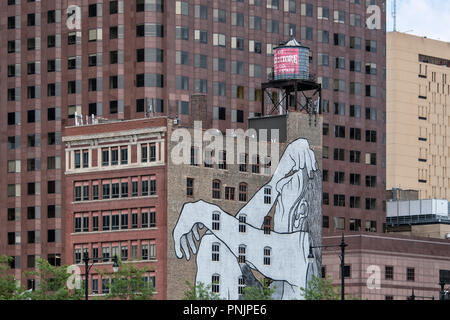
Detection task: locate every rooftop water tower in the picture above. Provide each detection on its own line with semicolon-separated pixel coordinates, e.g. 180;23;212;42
273;38;310;81
260;37;321;126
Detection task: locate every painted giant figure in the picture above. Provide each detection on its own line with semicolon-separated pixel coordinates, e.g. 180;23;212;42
173;138;322;300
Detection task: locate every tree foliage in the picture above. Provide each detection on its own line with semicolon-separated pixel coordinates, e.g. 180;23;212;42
0;256;24;300
183;281;223;300
97;259;155;300
300;275;340;300
0;255;154;300
242;279;276;300
23;258;84;300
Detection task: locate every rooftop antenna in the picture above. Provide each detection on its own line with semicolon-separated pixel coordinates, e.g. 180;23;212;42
392;0;397;32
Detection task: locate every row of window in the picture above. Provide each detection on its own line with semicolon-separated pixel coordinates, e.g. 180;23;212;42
189;150;271;174
324;125;378;142
6;100;163;123
74;209;156;233
7;229;61;245
323;216;378;232
7;205;61;221
84;274;155;295
74;176;157;202
7;157;61;173
323;194;379;211
7;181;61;197
7;133;60;148
207;211;272;235
322;265;417;282
210;242;272;266
7;254;61;271
323;171;378;187
74;240;156;264
323;148;379;166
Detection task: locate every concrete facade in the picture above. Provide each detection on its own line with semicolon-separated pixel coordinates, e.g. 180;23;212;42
387;32;450;199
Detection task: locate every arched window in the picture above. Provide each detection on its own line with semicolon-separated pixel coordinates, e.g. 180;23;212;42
263;247;271;266
264;186;272;204
238;214;247;233
212;179;221;199
238;245;246;264
212;211;220;230
239;183;248;202
211;242;220;261
211;274;220;293
238;276;245;297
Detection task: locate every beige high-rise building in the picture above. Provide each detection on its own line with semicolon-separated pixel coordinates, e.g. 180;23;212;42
387;32;450;199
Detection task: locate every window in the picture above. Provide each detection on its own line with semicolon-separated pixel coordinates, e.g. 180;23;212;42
323;216;329;228
239;183;248;202
186;178;194;197
238;245;246;264
334;195;345;207
212;212;220;231
350;196;361;209
103;215;111;231
238;215;247;233
385;266;394;280
211;274;220;293
342;265;351;278
264;187;272;204
225;187;235;200
407;268;415;282
212;180;221;199
334;149;345;161
263;247;271;265
211;243;220;262
334;172;345;184
365;220;377;233
349;219;361;231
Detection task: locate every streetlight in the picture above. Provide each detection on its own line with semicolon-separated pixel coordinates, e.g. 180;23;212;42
308;233;348;300
112;255;119;273
83;251;95;301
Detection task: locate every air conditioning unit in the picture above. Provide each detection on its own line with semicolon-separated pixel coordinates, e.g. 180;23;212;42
445;233;450;240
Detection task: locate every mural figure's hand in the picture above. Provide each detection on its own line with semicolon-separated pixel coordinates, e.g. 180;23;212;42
173;203;204;261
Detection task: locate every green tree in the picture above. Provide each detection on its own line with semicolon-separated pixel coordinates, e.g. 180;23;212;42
183;281;223;300
23;258;83;300
242;279;276;300
0;256;25;300
300;275;340;300
98;258;155;300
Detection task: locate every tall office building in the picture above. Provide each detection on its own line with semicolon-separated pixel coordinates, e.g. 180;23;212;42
387;32;450;200
1;0;386;285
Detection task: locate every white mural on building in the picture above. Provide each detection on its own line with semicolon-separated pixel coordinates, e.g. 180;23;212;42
173;138;322;300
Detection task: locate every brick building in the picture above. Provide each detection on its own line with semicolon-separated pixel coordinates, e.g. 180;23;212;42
63;117;168;298
2;0;386;286
322;233;450;300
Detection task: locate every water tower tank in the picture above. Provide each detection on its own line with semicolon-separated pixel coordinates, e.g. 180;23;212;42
273;38;310;81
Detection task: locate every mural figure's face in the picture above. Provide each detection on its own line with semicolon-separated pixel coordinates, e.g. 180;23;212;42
275;168;310;233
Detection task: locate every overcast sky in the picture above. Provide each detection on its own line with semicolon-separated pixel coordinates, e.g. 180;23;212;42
386;0;450;42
